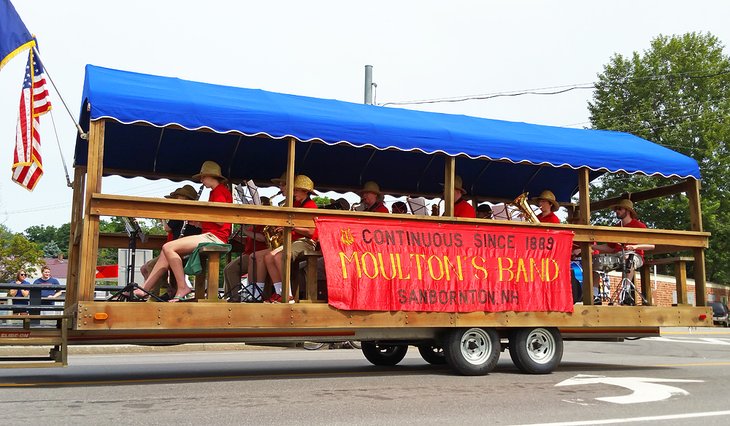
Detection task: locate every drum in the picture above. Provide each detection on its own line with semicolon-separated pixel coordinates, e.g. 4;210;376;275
593;254;622;272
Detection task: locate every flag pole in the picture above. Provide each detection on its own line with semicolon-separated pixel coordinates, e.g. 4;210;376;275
32;45;87;140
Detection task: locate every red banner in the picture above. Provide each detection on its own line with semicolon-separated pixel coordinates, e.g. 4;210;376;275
316;217;574;313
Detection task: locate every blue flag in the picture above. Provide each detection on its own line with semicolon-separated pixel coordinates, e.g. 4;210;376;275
0;0;34;71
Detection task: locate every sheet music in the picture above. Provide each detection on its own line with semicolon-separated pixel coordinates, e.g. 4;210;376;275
407;196;428;216
491;203;524;221
246;180;261;205
234;181;262;205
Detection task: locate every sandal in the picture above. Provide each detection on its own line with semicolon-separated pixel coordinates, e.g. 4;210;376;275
168;292;193;303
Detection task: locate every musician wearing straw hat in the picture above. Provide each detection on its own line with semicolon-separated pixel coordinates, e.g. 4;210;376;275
532;190;561;224
136;160;233;302
140;185;202;300
591;198;655;303
359;181;389;213
263;174;319;303
451;175;476;218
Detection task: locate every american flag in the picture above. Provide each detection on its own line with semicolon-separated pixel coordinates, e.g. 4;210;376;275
11;47;51;191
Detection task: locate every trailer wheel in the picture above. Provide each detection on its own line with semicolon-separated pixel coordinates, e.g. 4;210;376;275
509;327;563;374
417;344;447;365
443;328;500;376
361;342;408;366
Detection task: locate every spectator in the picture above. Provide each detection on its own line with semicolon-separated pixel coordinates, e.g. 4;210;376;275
8;270;30;306
33;265;63;305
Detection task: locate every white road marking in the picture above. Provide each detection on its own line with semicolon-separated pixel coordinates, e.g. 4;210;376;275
648;336;730;345
514;409;730;426
555;374;703;404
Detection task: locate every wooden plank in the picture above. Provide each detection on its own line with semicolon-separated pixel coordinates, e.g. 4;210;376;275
443;156;455;217
98;233;168;249
282;138;296;302
77;120;105;302
645;256;694;266
685;179;703;232
71;301;713;331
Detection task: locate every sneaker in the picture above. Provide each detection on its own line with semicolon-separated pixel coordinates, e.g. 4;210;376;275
265;293;295;304
593;296;602;305
241;284;263;302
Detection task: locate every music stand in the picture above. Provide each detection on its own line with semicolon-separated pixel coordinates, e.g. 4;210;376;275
108;217;164;302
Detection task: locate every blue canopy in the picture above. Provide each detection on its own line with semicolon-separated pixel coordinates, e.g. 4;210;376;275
75;65;700;202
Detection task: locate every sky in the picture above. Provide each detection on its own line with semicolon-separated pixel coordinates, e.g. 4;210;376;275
1;0;729;233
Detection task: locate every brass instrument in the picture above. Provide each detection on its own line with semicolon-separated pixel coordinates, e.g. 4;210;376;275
262;225;284;250
511;192;540;224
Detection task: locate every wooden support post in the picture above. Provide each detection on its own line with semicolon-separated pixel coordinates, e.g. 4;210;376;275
65;167;86;308
281;138;296;302
676;260;688;305
693;248;707;306
577;168;595;305
443;156;455;217
686;178;706;306
77;120;105;302
640;264;652;306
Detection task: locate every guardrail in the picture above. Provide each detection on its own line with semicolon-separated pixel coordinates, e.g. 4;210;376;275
0;283;126;316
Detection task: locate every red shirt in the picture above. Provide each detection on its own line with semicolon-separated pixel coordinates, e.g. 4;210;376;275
366;201;389;213
243;225;265;254
201;184;233;242
293;198;318;241
538;212;560;223
608;218;648;259
453;197;476;218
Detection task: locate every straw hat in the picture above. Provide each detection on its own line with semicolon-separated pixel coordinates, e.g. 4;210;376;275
440;175;467;194
359;181;382;195
293;175;316;194
610;198;637;218
192;161;226;182
165;184;199;201
532;190;559;212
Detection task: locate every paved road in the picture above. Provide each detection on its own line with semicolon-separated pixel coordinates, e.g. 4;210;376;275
0;328;729;425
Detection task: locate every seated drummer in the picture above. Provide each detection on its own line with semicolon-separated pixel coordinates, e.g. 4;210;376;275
136;161;232;302
531;190;561;223
591;198;654;303
263;174;318;303
359;181;389;213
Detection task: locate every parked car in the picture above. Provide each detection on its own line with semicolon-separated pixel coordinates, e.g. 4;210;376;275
708;302;730;327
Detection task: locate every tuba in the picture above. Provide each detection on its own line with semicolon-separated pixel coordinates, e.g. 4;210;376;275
511;192;540;224
262;225;284;250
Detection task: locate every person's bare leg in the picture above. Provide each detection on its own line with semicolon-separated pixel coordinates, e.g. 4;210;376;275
162;235;208;301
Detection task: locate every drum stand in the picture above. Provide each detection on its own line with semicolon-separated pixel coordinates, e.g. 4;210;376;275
608;249;647;306
108;219;164;302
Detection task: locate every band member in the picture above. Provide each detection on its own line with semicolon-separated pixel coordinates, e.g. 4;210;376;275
451;175;476;218
263;175;318;303
136;161;232;302
592;198;655;303
141;185;202;300
223;197;270;303
359;181;389;213
532;190;561;223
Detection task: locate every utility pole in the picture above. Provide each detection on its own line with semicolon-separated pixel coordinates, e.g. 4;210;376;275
364;65;374;105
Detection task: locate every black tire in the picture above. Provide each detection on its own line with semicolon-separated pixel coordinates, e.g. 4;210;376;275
417;344;447;365
347;340;362;349
361;342;408;366
509;327;563;374
443;328;500;376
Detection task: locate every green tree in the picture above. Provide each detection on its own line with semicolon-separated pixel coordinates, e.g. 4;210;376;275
24;224;70;258
0;225;44;282
43;241;62;258
588;32;730;282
